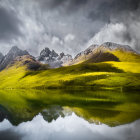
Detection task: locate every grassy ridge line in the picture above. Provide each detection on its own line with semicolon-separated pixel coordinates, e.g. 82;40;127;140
68;48;140;66
0;61;140;90
112;50;140;62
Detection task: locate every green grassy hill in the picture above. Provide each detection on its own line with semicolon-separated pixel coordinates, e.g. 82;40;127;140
0;54;140;91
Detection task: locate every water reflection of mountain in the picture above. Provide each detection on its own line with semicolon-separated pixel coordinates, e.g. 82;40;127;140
0;105;12;122
0;89;140;126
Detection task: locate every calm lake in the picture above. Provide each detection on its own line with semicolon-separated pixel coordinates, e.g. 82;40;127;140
0;89;140;140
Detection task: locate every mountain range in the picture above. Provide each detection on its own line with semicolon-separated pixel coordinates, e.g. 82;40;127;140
0;42;140;90
66;42;138;66
36;47;73;68
0;42;139;71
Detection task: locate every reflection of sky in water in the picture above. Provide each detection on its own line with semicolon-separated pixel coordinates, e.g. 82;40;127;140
0;113;140;140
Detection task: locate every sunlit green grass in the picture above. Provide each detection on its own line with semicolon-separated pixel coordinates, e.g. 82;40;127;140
106;61;140;73
0;60;140;90
112;50;140;62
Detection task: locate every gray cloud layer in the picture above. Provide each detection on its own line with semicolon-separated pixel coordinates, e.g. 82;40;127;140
0;5;22;42
0;0;140;56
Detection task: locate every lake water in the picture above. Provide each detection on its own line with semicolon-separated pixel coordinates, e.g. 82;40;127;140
0;89;140;140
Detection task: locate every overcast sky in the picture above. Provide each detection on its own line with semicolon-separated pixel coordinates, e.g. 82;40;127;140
0;0;140;56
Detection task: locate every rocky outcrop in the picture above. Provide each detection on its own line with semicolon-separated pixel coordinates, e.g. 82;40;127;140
100;42;135;52
0;52;4;64
37;47;73;68
0;42;136;70
0;46;29;71
71;45;99;64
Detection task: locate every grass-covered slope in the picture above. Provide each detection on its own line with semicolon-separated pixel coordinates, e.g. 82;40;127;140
0;54;140;90
66;42;140;66
111;50;140;62
83;48;140;64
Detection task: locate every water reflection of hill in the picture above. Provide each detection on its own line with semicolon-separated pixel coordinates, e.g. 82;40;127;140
0;89;140;126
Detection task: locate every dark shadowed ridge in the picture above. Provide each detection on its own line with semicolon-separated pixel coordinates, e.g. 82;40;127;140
8;55;49;71
0;52;4;64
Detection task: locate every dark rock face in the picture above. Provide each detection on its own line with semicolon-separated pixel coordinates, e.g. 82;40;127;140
38;47;59;62
37;47;73;68
74;45;99;60
0;52;4;64
59;52;65;59
0;46;29;71
39;48;59;59
40;47;51;57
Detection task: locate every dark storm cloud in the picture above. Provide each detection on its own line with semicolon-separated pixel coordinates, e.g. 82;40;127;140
38;0;140;16
88;0;140;22
0;129;22;140
0;5;22;42
0;0;140;55
39;0;88;9
35;0;140;52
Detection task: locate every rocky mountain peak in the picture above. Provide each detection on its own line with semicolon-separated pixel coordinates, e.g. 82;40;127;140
0;46;29;71
0;52;4;63
51;50;59;57
37;48;73;68
9;46;19;52
67;42;137;66
74;44;99;60
40;47;51;57
60;52;65;58
100;42;134;52
0;52;4;58
84;44;99;55
39;47;59;58
7;46;29;57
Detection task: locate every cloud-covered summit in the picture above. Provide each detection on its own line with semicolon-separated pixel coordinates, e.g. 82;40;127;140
0;0;140;56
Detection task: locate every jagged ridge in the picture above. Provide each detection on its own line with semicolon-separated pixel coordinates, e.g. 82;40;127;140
67;42;139;66
37;47;73;68
0;46;29;71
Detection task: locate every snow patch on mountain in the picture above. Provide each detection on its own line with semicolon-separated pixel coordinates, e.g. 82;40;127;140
37;47;73;68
